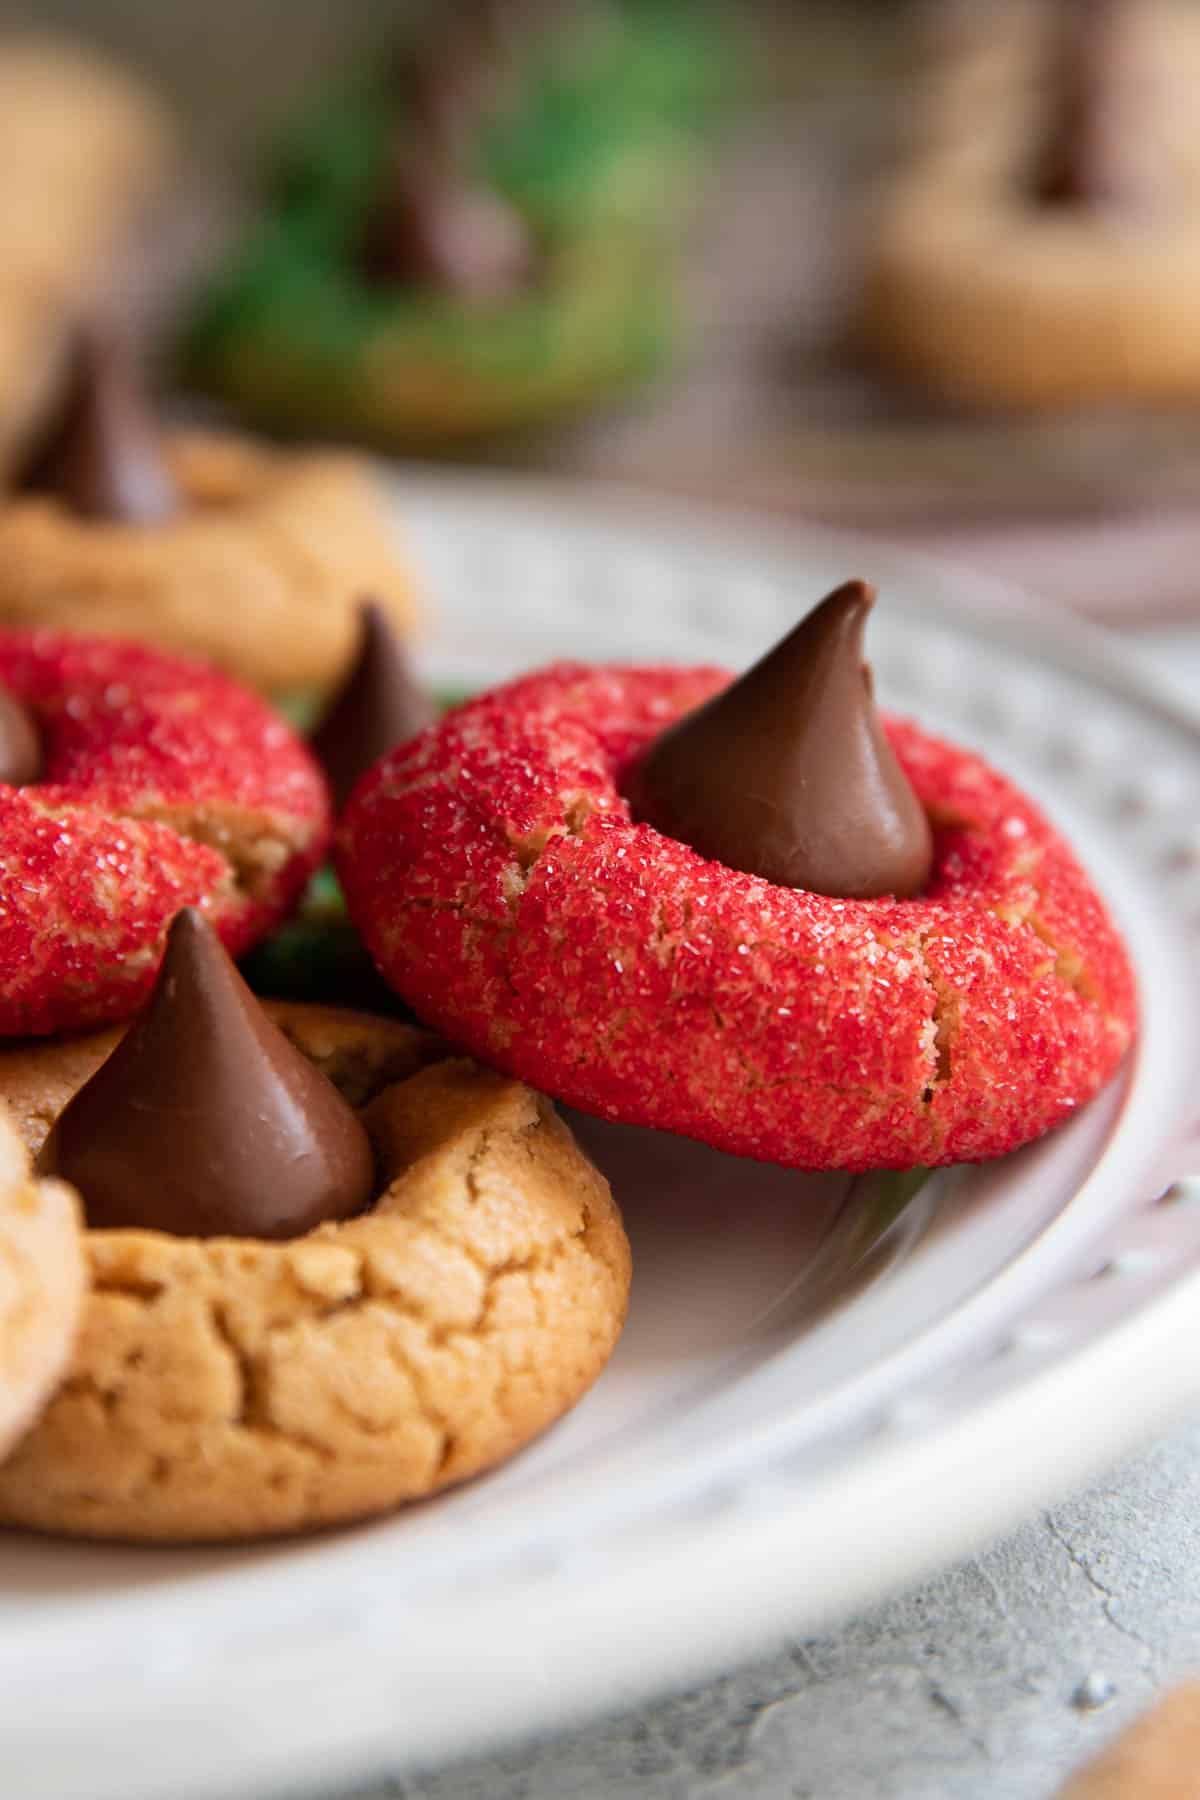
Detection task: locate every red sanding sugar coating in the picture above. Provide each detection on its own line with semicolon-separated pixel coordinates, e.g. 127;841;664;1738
0;630;329;1035
338;664;1138;1170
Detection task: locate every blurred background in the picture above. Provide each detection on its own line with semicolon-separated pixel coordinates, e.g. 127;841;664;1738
7;0;1200;632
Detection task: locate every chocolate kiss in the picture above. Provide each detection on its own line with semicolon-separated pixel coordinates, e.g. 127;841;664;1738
361;152;534;301
1033;0;1146;209
38;909;376;1239
310;601;437;808
626;581;934;899
23;324;181;526
0;690;41;787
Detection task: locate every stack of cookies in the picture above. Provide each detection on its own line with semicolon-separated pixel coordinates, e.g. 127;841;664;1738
0;620;632;1542
0;559;1135;1543
0;16;1137;1554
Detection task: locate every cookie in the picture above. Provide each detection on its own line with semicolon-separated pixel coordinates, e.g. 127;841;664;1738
0;999;630;1542
338;591;1136;1171
184;2;728;447
858;0;1200;410
187;215;675;452
0;1104;82;1462
1058;1684;1200;1797
0;628;328;1035
1;329;418;698
0;38;173;477
2;430;417;697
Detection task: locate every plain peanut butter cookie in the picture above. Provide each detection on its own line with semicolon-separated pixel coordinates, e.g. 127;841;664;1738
0;1105;83;1462
0;1001;630;1542
1;427;417;699
859;0;1200;411
2;328;418;699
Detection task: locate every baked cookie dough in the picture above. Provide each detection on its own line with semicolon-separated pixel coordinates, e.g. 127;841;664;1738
858;0;1200;410
0;628;328;1035
338;626;1136;1170
0;1105;82;1462
0;1003;631;1541
1;428;417;696
0;38;173;477
2;327;418;697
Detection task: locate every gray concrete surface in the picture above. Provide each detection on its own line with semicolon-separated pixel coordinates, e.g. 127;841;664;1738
332;1415;1200;1799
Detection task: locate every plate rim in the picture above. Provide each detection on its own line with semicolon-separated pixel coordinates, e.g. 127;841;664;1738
394;462;1200;738
5;475;1200;1800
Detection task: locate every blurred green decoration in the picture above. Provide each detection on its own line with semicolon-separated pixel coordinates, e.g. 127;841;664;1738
185;0;735;450
273;686;325;733
244;684;468;1012
274;681;469;734
240;865;414;1016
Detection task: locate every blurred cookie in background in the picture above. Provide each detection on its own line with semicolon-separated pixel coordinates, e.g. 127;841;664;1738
0;36;174;481
183;0;735;450
0;321;418;705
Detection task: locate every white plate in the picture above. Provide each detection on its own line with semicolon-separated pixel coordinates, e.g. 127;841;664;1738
3;476;1199;1800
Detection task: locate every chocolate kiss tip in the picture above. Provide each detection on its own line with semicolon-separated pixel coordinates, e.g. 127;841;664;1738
25;321;181;527
1033;0;1143;210
626;580;934;900
0;690;42;787
311;599;436;809
362;162;534;300
37;907;376;1239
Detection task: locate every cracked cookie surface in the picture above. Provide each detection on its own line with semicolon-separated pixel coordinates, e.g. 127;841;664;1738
0;1003;630;1541
338;663;1136;1170
0;629;328;1035
0;1104;83;1460
0;433;417;696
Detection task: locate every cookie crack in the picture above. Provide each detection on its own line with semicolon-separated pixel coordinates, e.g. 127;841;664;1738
116;799;315;907
17;790;292;915
205;1299;252;1429
914;927;958;1096
56;1369;122;1419
65;1122;611;1479
448;1119;600;1332
381;1337;453;1476
501;792;595;909
908;929;955;1163
202;1300;338;1462
90;1271;166;1303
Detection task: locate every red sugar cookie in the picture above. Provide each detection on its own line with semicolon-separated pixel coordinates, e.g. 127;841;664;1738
338;662;1137;1171
0;630;329;1036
